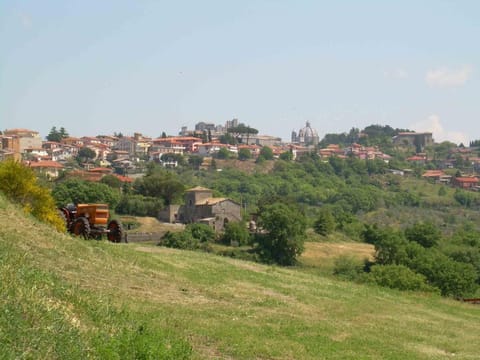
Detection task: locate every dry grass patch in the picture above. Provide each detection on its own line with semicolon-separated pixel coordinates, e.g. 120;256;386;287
300;241;375;271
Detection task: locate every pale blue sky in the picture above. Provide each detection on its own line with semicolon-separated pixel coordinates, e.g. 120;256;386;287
1;1;479;143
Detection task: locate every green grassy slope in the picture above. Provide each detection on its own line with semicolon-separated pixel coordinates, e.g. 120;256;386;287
1;195;480;359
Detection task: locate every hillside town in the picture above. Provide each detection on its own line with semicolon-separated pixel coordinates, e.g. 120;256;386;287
1;120;479;192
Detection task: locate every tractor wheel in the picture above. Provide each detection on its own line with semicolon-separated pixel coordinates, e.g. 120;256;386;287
72;217;90;239
107;219;124;243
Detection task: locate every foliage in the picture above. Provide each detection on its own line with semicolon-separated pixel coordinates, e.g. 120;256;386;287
313;207;336;236
369;265;435;292
279;151;293;161
256;202;307;265
404;221;441;248
187;155;203;170
115;195;164;217
134;170;184;205
187;223;216;243
332;255;365;281
221;221;251;246
216;147;230;159
259;146;274;160
0;160;64;231
76;147;96;163
238;148;252;161
100;174;123;189
46;126;69;142
454;189;476;208
160;223;215;250
226;123;258;137
52;178;121;208
367;223;479;297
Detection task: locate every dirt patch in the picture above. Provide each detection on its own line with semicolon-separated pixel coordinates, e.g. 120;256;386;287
121;216;184;234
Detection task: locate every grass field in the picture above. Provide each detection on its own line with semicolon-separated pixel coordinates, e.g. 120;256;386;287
1;196;480;359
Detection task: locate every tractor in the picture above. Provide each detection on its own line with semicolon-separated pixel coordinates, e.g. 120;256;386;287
58;203;124;242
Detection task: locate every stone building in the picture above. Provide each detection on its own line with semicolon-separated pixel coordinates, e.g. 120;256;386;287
291;121;320;146
159;186;242;232
392;132;433;152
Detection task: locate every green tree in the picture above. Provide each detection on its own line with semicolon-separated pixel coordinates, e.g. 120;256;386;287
221;221;251;246
46;126;62;142
259;146;274;160
188;155;203;170
404;222;441;248
256;202;307;265
100;174;123;189
238;148;252;161
216;147;230;159
52;178;121;208
279;151;293;161
313;207;336;236
77;147;96;163
134;173;184;205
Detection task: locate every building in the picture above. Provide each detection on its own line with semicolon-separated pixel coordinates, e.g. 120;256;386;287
291;121;319;146
159;186;242;232
392;132;434;152
2;128;42;159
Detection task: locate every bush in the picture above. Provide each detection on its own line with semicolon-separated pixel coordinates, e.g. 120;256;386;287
369;265;436;292
221;221;251;246
332;255;365;281
0;160;65;231
160;223;215;251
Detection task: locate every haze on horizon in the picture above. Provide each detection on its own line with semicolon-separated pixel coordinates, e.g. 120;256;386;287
1;1;479;144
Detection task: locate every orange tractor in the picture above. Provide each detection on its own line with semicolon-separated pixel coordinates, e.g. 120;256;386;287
58;203;124;242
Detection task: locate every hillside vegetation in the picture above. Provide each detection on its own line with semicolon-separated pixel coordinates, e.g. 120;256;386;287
2;195;480;359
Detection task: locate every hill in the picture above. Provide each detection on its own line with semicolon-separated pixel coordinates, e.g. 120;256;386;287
1;195;480;359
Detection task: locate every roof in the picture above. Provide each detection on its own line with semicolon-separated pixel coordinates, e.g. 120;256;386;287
422;170;446;177
28;160;63;169
196;197;227;205
455;177;479;183
186;186;212;192
114;174;134;183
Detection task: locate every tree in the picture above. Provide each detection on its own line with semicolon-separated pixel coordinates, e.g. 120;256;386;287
313;208;336;236
188;155;203;170
0;159;65;231
134;172;184;205
279;151;293;161
404;222;441;248
238;148;251;161
259;146;274;160
46;126;69;142
216;147;230;159
221;221;251;246
256;202;307;265
52;178;121;208
77;147;96;163
100;174;123;189
227;123;258;143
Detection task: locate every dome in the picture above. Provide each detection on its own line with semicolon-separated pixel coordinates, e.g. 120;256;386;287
294;121;319;145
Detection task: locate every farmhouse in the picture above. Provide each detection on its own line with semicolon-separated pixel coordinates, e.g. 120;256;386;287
159;186;242;231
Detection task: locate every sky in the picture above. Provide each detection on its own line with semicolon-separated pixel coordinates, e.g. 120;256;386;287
1;0;479;144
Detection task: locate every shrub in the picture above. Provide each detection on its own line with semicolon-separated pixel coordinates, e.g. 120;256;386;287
221;221;251;246
369;265;435;292
0;160;65;231
333;255;365;281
